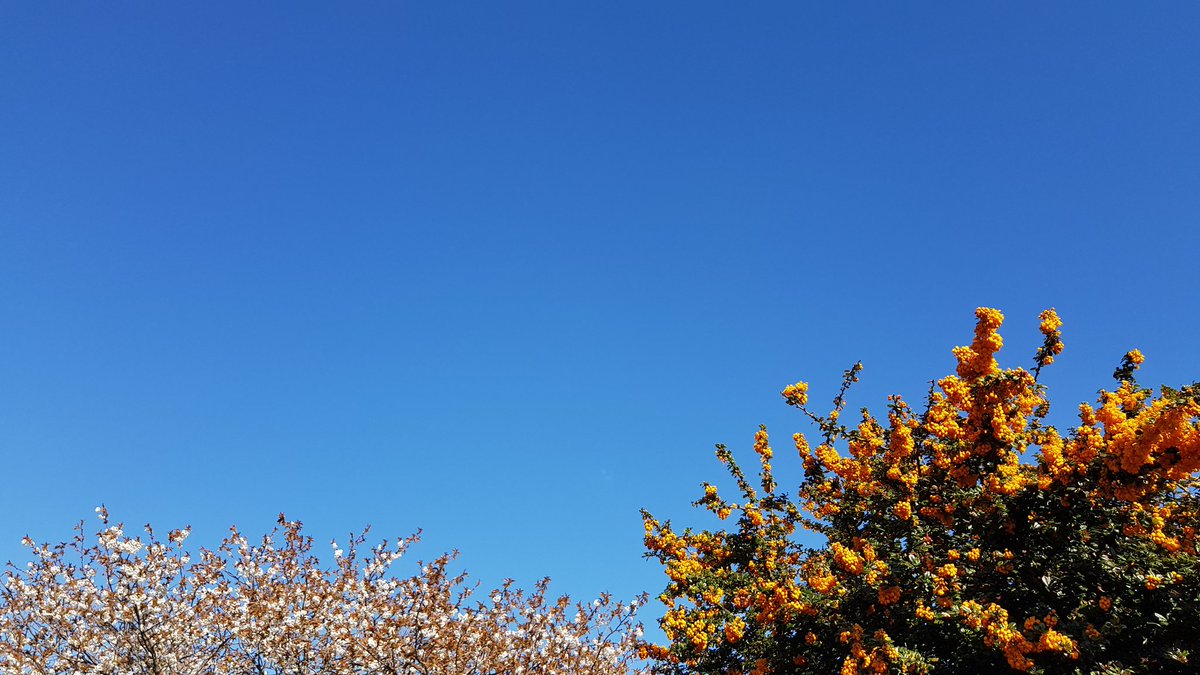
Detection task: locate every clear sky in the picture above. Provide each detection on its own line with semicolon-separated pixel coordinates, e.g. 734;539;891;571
2;2;1198;638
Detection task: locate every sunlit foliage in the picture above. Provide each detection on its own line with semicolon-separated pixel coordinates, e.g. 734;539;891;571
643;309;1199;674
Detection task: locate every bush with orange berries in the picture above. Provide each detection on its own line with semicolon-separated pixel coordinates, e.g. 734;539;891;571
643;309;1198;674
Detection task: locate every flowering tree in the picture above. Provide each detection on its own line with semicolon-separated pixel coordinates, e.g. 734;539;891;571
1;509;646;675
642;309;1199;674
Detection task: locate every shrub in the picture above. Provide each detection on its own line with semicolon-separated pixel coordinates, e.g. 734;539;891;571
642;308;1198;674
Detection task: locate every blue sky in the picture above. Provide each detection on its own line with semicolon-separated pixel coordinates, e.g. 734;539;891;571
2;2;1199;636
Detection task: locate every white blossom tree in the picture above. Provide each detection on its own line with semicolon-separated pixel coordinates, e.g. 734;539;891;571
0;508;646;675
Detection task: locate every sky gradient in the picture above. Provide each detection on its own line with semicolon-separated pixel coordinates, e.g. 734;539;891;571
2;2;1199;636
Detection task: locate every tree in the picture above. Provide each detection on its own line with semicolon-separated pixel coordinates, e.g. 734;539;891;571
641;308;1199;674
1;510;646;675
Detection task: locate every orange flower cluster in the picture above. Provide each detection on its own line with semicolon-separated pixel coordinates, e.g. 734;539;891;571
782;381;810;407
958;601;1079;670
1034;308;1065;370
